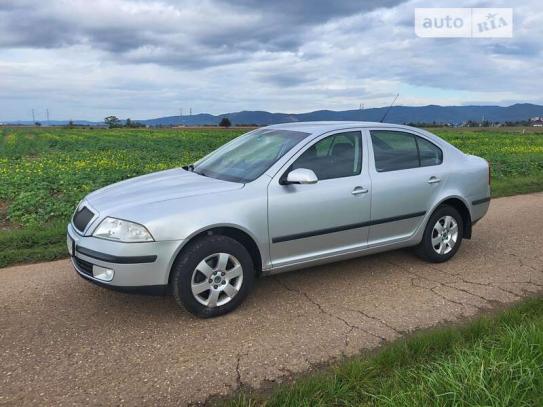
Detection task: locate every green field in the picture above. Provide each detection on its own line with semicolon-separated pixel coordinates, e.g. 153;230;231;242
223;296;543;406
1;126;542;267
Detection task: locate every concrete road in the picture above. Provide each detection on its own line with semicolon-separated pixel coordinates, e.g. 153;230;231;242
1;193;543;406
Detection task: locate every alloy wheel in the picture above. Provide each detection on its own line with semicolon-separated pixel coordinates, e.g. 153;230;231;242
431;215;458;255
190;253;243;307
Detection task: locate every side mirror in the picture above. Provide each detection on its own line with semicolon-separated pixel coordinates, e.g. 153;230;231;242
285;168;318;185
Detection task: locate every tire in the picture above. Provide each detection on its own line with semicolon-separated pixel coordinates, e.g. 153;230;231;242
415;205;463;263
171;235;255;318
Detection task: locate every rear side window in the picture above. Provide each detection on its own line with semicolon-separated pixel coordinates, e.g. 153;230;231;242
292;131;362;180
417;136;443;166
370;131;419;172
370;130;443;172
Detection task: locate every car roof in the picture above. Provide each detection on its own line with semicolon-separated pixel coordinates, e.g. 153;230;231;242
264;121;417;134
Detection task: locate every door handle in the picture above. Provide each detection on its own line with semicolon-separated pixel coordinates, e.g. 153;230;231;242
352;186;369;195
427;177;441;184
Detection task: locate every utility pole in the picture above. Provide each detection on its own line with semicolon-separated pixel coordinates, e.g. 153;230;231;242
179;108;183;125
32;109;35;123
46;108;50;124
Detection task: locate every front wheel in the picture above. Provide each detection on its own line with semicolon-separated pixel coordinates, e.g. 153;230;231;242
172;235;255;318
415;205;463;263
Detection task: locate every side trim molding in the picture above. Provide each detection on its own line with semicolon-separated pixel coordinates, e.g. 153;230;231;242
76;246;157;264
272;211;426;243
472;197;491;205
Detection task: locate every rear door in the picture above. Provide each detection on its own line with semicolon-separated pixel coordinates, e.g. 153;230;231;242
366;128;446;245
267;130;371;268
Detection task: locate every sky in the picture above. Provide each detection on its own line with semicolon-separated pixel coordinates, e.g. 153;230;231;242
0;0;541;121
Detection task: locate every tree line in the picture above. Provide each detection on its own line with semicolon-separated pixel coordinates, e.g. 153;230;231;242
104;116;233;128
104;116;146;128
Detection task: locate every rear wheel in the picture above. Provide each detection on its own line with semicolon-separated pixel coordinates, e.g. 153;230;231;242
172;235;254;318
415;205;463;263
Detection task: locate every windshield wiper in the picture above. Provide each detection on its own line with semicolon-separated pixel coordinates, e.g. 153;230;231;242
184;163;208;177
193;168;208;177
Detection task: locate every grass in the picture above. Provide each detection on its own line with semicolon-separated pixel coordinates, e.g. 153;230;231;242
1;126;542;268
491;174;543;197
0;220;67;266
222;296;543;406
0;127;244;267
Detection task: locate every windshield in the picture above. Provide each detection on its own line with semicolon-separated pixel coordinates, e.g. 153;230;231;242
192;128;310;183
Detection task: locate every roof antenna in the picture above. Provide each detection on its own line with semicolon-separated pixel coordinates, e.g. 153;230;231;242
380;93;399;123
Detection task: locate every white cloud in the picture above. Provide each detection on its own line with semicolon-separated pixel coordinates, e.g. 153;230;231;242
0;0;541;120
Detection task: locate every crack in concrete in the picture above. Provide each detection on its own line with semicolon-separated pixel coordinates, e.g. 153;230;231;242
506;252;543;273
423;263;523;300
387;260;489;310
424;260;543;299
277;365;296;378
488;283;522;297
273;277;386;343
213;245;543;405
410;277;470;309
341;306;403;336
442;282;495;304
234;352;246;390
497;279;543;292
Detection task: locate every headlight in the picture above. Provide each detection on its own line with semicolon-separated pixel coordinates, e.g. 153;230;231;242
93;217;154;242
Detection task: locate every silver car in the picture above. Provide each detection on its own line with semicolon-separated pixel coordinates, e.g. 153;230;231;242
67;122;490;317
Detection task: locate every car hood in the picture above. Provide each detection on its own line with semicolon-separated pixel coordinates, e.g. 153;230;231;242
85;168;243;214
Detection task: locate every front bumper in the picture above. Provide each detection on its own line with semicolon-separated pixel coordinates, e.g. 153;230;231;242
67;223;182;294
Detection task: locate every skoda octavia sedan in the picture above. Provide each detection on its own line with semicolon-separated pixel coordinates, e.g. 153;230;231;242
68;122;490;317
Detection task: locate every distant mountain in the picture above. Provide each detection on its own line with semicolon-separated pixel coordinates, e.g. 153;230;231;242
5;103;543;127
142;113;219;126
140;103;543;126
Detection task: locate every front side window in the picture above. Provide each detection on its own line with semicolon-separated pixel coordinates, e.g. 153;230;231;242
292;131;362;180
370;130;443;172
193;128;309;183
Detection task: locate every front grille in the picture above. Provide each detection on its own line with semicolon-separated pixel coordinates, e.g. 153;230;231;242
74;257;93;276
73;206;95;232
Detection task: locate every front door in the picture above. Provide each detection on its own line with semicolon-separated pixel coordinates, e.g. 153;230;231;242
267;130;372;269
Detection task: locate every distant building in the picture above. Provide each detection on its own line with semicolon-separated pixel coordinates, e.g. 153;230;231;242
532;119;543;127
